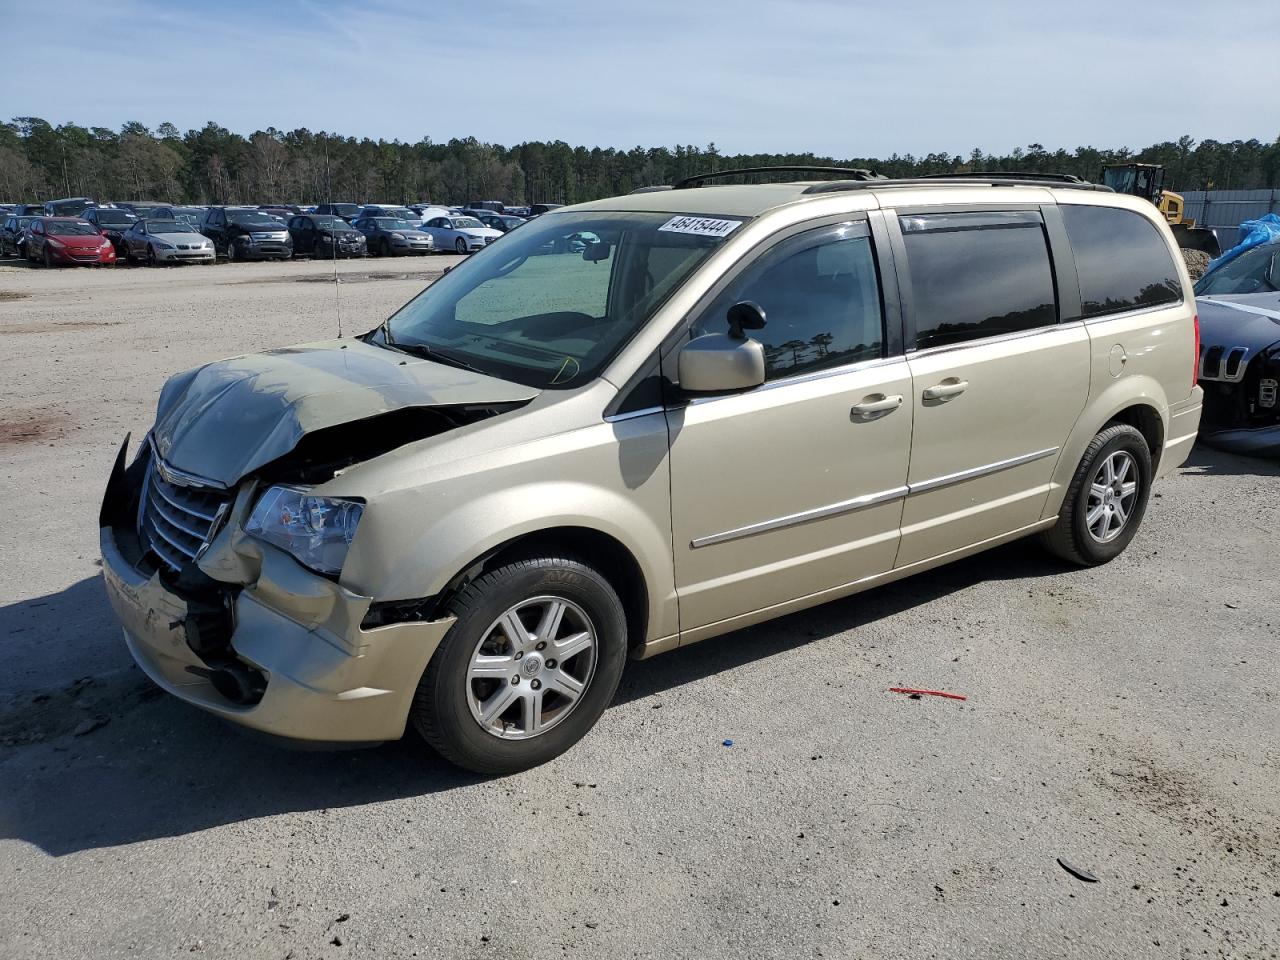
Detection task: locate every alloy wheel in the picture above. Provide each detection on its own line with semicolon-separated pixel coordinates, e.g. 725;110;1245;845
456;237;467;254
1086;450;1139;543
465;595;598;740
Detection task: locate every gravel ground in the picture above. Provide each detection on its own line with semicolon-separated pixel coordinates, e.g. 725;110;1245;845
1;256;1278;959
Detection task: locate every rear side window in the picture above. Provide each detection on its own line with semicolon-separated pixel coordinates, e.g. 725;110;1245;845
694;222;884;381
1061;205;1181;318
900;211;1057;350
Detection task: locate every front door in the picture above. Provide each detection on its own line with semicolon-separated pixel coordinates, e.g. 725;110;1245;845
890;209;1090;566
666;220;912;632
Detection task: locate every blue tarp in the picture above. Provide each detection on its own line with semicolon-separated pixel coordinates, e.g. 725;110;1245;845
1203;213;1280;278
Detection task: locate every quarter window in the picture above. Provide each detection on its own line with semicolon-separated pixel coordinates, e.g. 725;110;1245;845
693;223;885;381
901;211;1057;350
1061;205;1181;318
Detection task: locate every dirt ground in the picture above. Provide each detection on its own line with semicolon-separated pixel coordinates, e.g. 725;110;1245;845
1;255;1278;959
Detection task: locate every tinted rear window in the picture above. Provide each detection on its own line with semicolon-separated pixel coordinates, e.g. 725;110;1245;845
900;212;1057;350
1061;205;1181;318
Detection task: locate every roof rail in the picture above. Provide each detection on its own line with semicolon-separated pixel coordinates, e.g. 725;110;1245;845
802;172;1113;195
674;166;886;189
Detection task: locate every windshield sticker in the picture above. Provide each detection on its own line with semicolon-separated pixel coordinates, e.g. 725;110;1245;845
657;216;743;238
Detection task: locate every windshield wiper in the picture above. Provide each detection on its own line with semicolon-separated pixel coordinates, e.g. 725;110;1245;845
381;337;484;374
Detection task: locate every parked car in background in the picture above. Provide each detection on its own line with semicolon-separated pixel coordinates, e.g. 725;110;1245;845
472;211;526;234
1;214;38;257
466;199;505;213
420;214;501;253
83;206;140;254
200;206;293;261
25;217;117;266
43;197;98;217
527;203;563;217
121;219;216;265
1193;243;1280;457
288;214;368;258
11;203;45;217
352;216;434;256
116;201;167;219
315;202;363;222
150;205;207;229
357;203;417;221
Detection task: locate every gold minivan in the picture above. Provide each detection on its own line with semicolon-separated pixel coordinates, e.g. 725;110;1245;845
101;170;1203;772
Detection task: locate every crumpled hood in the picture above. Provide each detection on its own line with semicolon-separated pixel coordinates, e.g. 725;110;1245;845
152;339;539;486
1198;294;1280;349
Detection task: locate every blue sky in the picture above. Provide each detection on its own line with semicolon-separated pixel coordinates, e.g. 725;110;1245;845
3;0;1276;156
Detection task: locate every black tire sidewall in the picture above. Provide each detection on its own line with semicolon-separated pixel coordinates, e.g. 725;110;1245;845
1067;427;1153;564
413;559;627;774
456;237;467;254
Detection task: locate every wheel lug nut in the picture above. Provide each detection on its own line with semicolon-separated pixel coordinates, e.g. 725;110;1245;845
535;641;547;651
514;651;523;660
545;659;557;669
531;679;541;690
511;676;520;685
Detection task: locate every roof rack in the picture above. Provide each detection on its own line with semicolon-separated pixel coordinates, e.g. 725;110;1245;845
801;171;1112;195
674;166;886;189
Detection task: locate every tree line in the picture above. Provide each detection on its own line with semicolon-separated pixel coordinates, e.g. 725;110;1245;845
2;117;1278;207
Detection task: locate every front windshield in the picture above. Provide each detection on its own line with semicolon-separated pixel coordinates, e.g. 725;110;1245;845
47;221;98;236
373;218;416;230
96;210;137;225
452;217;484;229
228;211;280;227
332;204;360;217
382;211;738;389
149;221;198;235
312;216;348;230
1195;245;1280;295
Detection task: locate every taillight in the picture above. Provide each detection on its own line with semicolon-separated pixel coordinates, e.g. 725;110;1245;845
1192;313;1200;389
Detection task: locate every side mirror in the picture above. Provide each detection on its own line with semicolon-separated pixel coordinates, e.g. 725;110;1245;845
726;300;767;339
678;333;766;393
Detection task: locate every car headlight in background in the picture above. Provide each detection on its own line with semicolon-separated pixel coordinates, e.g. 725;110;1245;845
245;486;364;576
390;232;406;240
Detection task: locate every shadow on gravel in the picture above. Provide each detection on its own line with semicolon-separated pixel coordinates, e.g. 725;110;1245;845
0;537;1062;857
1180;441;1280;478
616;537;1061;707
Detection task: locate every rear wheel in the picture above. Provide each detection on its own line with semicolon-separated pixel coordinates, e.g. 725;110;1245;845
411;556;627;774
1039;423;1152;566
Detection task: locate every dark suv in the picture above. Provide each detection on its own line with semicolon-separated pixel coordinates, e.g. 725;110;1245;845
83;207;140;254
288;214;367;258
200;207;293;261
314;203;363;222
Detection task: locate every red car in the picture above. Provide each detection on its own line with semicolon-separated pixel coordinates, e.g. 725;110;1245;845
25;217;118;267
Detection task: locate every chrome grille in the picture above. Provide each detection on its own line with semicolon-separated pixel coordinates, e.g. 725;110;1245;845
139;460;232;574
1199;343;1254;382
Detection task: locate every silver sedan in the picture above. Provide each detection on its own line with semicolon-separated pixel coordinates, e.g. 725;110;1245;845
121;219;216;265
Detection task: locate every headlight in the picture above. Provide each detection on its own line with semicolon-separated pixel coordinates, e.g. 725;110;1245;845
390;232;406;240
245;486;364;576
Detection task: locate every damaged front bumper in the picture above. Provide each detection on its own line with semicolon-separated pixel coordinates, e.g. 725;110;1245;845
99;438;456;744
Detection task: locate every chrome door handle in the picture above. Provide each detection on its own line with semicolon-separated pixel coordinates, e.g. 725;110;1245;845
850;394;904;420
922;378;969;402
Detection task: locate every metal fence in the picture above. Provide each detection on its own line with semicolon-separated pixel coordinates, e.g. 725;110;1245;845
1180;189;1280;252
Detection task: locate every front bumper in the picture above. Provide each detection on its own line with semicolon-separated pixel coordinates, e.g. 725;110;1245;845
100;512;455;744
231;238;293;260
156;246;215;263
1200;425;1280;458
50;245;116;265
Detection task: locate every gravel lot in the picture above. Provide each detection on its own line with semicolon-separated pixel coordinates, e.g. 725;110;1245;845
1;256;1278;959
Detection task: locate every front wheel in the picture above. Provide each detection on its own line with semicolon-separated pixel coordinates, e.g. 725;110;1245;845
225;239;237;262
147;245;158;267
410;556;628;774
42;246;53;268
455;237;468;254
1039;423;1152;566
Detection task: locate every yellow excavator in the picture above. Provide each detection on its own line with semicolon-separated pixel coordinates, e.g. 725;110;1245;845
1101;163;1221;258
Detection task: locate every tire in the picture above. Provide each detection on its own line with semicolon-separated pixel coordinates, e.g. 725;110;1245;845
1039;423;1153;566
381;238;394;258
225;238;237;262
147;245;158;267
455;237;468;255
42;246;53;268
410;556;628;775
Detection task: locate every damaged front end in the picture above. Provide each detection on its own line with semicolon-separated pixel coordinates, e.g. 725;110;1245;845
1196;297;1280;458
99;339;537;742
